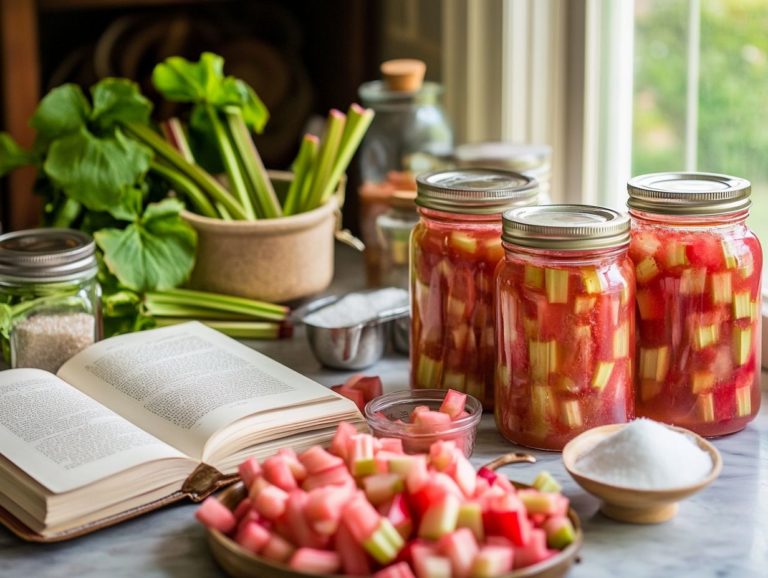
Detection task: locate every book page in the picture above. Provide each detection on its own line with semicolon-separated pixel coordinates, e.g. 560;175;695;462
0;369;187;494
57;322;348;460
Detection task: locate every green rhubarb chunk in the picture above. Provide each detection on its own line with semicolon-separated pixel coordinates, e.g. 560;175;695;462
635;256;660;284
419;494;460;540
721;239;739;269
640;346;669;382
496;364;511;388
524;265;544;289
533;471;562;494
696;393;715;422
732;326;752;365
545;518;576;550
560;399;583;428
620;282;630;306
736;385;752;417
573;295;596;315
591;361;615;391
710;272;733;304
417;355;443;388
519;490;556;514
555;375;579;394
363;519;404;564
545;268;569;303
529;340;558;382
531;385;556;423
581;267;602;294
693;324;719;351
739;254;754;280
733;291;752;319
523;317;539;339
457;501;485;542
691;371;715;394
663;242;688;268
443;370;466;391
450;231;478;254
680;268;707;295
613;323;629;358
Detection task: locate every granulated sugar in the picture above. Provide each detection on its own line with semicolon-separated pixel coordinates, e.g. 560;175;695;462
304;288;408;328
13;312;95;373
575;419;713;489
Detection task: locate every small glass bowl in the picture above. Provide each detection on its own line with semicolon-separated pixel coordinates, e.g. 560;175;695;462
364;389;483;457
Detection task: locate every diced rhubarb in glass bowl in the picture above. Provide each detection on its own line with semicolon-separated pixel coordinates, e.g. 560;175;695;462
410;211;504;409
495;252;636;451
629;221;762;436
364;389;482;456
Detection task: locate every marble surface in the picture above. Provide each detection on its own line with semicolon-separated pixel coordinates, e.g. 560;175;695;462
1;247;767;577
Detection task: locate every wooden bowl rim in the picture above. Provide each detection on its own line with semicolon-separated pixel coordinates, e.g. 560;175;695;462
562;422;723;499
207;480;583;578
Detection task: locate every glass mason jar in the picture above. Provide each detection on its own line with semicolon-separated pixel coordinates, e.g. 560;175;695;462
410;169;539;409
495;205;635;451
376;190;419;290
358;77;453;286
627;172;762;436
0;229;102;373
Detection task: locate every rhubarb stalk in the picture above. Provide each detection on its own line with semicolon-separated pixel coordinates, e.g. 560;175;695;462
150;161;218;218
144;288;289;321
301;109;346;212
283;134;319;216
153;318;291;339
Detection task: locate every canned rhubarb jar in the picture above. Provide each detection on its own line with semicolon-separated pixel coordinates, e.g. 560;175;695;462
0;229;102;373
627;172;762;436
410;169;539;409
495;205;635;450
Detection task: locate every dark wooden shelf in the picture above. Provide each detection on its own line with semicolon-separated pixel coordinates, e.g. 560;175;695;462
40;0;226;12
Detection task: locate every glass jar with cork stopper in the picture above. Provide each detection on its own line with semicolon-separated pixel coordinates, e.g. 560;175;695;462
0;229;102;373
358;58;453;286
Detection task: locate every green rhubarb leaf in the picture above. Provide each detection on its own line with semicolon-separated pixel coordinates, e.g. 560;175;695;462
30;84;91;141
107;185;145;222
95;198;197;292
43;127;152;212
153;52;268;133
90;78;153;130
0;132;35;176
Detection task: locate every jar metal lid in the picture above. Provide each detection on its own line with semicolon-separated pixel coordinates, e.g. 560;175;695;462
502;204;630;250
416;168;539;215
627;172;751;215
0;229;97;281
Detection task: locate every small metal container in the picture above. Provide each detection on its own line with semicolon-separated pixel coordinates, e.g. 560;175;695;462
302;291;409;370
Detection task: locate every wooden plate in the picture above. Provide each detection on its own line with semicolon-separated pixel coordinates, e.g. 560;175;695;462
206;482;582;578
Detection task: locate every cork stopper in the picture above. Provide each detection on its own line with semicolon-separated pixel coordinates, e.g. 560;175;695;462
381;59;427;92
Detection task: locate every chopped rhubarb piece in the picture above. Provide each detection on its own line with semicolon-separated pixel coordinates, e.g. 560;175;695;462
532;471;562;493
253;483;289;520
450;231;478;254
528;340;558;382
262;456;298;492
238;457;262;488
518;489;558;515
303;464;355;491
232;498;253;521
429;440;458;470
348;375;384;402
380;493;413;539
289;548;341;574
470;545;514;578
379;437;405;454
260;533;295;563
332;384;366;411
639;346;670;382
542;515;576;549
544;268;569;303
635;256;660;284
732;326;752;365
483;493;531;547
299;446;345;475
419;493;461;540
374;561;417;578
736;385;752;417
364;473;405;505
414;409;452;431
680;268;707;295
457;501;484;542
438;528;478;578
691;370;715;394
342;491;382;543
284;489;328;549
710;271;733;304
235;521;270;554
448;452;478;498
305;484;355;532
696;393;716;422
336;520;372;576
195;497;236;534
439;389;468;419
513;528;554;569
733;291;752;319
581;267;603;294
416;354;443;388
363;518;405;564
330;421;358;460
559;400;582;429
524;265;544;289
349;433;377;476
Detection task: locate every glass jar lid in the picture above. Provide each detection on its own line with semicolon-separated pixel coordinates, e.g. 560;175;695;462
0;229;97;281
502;204;630;250
416;169;538;215
627;172;751;215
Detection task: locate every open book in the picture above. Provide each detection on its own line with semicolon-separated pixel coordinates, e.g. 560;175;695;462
0;322;363;542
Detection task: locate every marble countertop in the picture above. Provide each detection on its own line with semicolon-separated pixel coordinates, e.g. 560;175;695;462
1;246;767;577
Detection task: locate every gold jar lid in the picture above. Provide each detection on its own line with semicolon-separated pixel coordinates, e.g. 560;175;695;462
502;204;630;250
627;172;751;215
416;169;538;215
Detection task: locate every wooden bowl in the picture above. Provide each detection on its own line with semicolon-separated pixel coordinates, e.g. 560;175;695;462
562;423;722;524
206;481;582;578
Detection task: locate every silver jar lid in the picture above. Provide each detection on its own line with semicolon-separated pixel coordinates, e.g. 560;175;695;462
416;168;538;215
502;204;630;250
627;172;751;215
0;229;97;281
